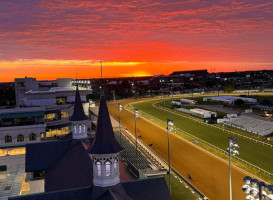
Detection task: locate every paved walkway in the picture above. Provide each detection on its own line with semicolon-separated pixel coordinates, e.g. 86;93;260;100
0;165;25;200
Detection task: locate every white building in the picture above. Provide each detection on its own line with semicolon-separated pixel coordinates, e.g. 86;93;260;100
190;108;217;118
203;96;257;105
14;77;92;107
180;98;197;105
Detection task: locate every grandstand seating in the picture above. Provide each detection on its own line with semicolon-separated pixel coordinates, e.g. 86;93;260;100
224;116;273;137
114;131;159;172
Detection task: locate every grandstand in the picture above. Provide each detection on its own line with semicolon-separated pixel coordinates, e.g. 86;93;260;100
114;130;165;173
224;116;273;137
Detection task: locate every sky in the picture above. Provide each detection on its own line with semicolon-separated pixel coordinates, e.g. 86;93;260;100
0;0;273;82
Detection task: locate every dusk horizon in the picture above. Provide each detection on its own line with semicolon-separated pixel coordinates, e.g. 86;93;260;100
1;0;273;82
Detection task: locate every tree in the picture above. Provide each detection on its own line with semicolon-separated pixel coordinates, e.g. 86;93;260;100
223;84;235;93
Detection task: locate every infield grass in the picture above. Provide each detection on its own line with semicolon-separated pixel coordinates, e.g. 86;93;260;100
151;174;198;200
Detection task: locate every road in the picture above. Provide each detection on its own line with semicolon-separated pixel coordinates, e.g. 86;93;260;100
108;99;253;200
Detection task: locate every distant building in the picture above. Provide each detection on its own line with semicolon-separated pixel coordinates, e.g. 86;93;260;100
190;108;217;118
170;69;208;76
14;77;92;107
203;96;257;105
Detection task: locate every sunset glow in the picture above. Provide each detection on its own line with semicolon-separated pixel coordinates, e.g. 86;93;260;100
0;0;273;82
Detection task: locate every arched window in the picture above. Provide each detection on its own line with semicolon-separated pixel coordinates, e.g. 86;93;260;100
114;158;118;174
29;133;36;141
79;124;82;133
5;135;12;143
17;134;24;142
105;161;111;177
83;124;86;133
73;125;77;134
96;161;102;177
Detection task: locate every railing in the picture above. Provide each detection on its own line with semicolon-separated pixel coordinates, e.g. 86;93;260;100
127;103;273;179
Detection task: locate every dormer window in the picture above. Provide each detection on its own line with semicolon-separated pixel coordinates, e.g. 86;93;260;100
96;161;102;177
105;161;111;177
79;124;82;133
83;124;86;133
114;158;118;174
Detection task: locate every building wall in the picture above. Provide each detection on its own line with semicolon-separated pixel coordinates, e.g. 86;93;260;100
15;77;38;107
0;124;45;147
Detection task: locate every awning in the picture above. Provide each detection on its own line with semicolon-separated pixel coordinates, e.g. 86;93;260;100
46;122;71;130
0;111;45;119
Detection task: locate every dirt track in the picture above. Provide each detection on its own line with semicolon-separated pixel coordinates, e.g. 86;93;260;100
108;99;252;200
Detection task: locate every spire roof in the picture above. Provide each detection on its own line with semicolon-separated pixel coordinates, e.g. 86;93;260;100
89;96;122;154
69;87;89;121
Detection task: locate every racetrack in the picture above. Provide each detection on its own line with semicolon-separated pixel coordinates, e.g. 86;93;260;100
108;99;256;200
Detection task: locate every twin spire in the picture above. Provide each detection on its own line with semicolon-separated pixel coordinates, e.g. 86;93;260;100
70;85;122;154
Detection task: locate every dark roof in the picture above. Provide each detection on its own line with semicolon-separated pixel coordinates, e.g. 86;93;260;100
69;87;88;121
45;141;93;192
9;177;171;200
9;186;114;200
119;177;172;200
88;96;123;154
25;140;73;172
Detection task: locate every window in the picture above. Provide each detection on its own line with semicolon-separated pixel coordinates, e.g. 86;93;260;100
17;134;24;142
96;161;102;177
83;124;86;133
60;111;68;119
5;135;12;143
114;158;118;174
105;161;111;177
73;125;77;134
29;133;36;141
79;124;82;133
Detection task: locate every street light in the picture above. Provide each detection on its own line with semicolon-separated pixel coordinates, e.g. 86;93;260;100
134;108;139;167
170;80;173;100
226;137;239;200
190;77;193;97
246;74;251;96
242;176;273;200
167;119;174;195
119;103;123;144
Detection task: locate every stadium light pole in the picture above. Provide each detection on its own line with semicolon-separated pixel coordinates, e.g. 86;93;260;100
170;80;173;100
242;176;273;200
167;119;174;195
226;137;239;200
190;77;193;97
119;103;123;145
246;74;251;96
134;108;139;167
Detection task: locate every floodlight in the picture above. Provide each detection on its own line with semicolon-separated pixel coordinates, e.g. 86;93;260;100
245;195;255;200
266;194;273;200
242;185;251;194
134;108;139;118
119;103;122;112
232;144;239;149
250;187;259;196
232;150;239;156
250;179;258;187
244;176;252;184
